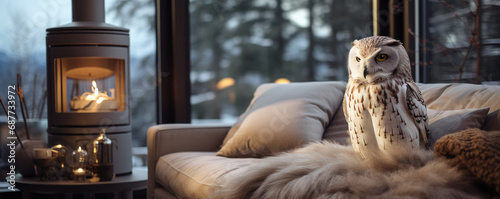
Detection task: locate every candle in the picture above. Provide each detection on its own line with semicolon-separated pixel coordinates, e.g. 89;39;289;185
73;168;86;182
33;148;52;159
74;168;85;175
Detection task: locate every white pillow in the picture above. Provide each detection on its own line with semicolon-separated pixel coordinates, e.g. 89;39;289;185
216;82;346;157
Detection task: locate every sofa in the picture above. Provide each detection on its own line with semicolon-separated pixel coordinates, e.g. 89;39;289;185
147;81;500;199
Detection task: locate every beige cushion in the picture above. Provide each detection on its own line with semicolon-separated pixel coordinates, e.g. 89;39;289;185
156;152;260;199
427;108;490;148
322;106;349;145
217;81;346;157
418;83;500;113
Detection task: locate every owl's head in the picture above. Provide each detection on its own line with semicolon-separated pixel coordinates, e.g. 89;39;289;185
348;36;411;83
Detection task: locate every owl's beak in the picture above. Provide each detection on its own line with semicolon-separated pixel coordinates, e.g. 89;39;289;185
363;67;368;79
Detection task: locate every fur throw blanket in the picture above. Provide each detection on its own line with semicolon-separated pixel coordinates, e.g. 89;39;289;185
434;128;500;194
213;139;493;199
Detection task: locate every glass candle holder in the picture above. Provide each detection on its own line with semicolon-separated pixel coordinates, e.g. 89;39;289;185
71;146;88;169
51;144;69;180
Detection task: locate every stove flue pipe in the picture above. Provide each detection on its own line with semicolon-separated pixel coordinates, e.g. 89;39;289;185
72;0;105;22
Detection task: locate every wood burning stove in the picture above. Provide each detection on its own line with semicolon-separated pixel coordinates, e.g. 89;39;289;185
46;0;132;175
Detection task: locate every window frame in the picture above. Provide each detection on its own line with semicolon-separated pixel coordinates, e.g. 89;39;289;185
373;0;419;82
156;0;191;124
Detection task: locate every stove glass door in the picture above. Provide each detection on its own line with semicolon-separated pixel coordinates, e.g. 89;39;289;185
54;57;126;113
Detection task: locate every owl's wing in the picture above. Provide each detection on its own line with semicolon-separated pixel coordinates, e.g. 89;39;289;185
343;94;348;121
405;82;429;148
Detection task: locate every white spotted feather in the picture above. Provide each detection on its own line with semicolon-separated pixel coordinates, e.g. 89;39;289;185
343;36;429;158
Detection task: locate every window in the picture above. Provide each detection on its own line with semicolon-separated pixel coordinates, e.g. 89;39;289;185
189;0;372;123
109;0;157;146
0;0;156;147
415;0;500;84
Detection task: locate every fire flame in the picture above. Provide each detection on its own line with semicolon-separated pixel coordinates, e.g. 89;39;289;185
92;81;98;96
85;80;104;104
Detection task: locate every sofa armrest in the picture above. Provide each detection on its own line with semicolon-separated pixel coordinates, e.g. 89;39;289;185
147;123;231;199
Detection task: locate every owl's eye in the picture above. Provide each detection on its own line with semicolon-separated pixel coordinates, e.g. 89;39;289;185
375;54;388;62
355;57;361;62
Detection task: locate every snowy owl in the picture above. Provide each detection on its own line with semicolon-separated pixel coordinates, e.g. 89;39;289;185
343;36;429;158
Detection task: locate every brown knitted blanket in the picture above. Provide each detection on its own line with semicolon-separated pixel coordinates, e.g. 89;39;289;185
434;128;500;194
